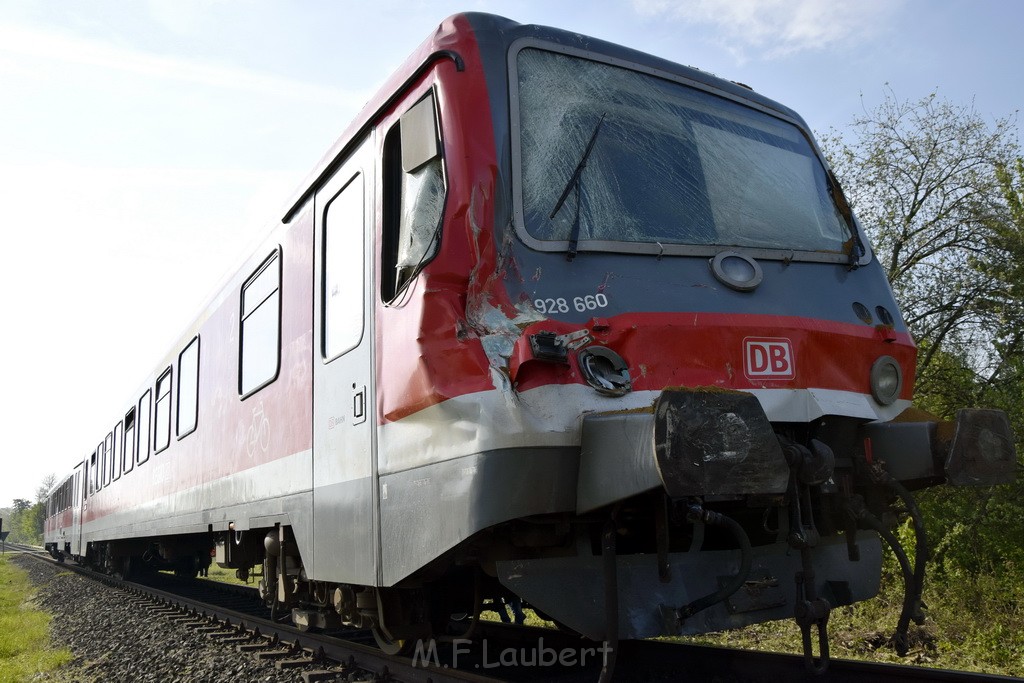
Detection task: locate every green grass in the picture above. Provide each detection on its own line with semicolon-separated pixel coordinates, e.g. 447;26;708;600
200;564;259;587
676;559;1024;678
0;556;73;683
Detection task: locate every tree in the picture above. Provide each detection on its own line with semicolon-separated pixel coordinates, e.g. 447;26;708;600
820;90;1020;381
822;93;1024;665
14;502;45;546
35;473;57;504
976;158;1024;383
6;477;56;546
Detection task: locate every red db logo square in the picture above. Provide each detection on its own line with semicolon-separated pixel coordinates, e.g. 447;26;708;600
744;338;795;380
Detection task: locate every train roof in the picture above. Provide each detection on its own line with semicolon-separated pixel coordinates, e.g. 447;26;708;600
282;11;809;224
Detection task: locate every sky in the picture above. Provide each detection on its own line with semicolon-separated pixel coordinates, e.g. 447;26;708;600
0;0;1021;507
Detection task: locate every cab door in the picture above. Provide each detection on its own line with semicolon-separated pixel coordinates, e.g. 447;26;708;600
311;135;378;585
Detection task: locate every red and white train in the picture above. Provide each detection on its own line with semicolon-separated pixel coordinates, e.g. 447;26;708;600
46;11;1014;663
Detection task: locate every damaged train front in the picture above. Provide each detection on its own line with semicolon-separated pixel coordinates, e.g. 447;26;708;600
493;37;1017;672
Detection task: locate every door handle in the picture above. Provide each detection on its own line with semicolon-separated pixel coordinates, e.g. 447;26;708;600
352;385;367;425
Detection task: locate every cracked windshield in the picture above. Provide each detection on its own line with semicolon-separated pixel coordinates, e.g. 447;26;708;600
517;48;851;255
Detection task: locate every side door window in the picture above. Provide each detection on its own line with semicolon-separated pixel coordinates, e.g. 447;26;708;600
323;174;365;361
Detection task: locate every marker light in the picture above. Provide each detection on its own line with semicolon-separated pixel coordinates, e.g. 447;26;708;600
710;251;763;292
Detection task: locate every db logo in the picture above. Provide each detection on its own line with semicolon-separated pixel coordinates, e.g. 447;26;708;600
744;337;795;380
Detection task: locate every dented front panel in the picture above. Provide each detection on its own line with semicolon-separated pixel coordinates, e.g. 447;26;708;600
370;14;924;587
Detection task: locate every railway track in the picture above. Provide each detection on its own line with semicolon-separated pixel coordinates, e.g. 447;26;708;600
8;545;1021;682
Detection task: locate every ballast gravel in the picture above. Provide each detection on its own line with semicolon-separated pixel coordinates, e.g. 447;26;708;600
13;554;335;683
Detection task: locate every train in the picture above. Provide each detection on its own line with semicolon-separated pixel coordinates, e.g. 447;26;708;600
45;11;1016;672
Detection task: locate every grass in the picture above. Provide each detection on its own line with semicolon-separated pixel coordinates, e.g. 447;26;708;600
678;559;1024;678
0;556;73;683
200;563;259;587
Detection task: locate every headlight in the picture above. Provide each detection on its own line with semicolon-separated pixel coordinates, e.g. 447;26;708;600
870;356;903;405
578;346;631;397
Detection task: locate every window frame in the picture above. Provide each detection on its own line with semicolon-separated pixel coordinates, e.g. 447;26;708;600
380;88;448;304
123;407;136;475
506;38;869;266
176;336;200;439
105;431;114;483
239;249;283;399
322;172;366;361
154;367;173;454
87;451;96;497
137;390;152;465
100;438;109;489
112;421;122;481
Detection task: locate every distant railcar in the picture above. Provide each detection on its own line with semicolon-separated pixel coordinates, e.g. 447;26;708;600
45;12;1015;669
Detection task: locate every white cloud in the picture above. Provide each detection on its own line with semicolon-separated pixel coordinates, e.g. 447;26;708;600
0;21;364;108
633;0;903;61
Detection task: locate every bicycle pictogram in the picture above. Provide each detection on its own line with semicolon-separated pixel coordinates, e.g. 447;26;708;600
246;400;270;458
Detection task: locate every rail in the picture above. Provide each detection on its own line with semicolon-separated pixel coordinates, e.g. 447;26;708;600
8;546;1020;683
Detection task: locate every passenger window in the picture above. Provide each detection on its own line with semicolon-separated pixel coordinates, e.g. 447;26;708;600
382;91;446;303
123;408;136;474
112;422;122;481
100;439;109;488
177;336;200;437
155;368;172;453
323;174;364;360
137;391;152;465
105;432;114;483
240;251;281;396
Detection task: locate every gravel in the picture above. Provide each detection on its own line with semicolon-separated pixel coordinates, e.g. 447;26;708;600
13;554;336;683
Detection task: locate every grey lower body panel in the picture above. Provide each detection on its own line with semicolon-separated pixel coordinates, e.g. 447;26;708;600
81;492;314;552
378;447;579;586
497;531;881;641
311;476;376;585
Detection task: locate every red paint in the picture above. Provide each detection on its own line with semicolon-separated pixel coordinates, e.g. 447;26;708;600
380;309;917;423
374;15;500;424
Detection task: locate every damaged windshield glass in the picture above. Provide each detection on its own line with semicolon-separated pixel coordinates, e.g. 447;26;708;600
516;48;852;255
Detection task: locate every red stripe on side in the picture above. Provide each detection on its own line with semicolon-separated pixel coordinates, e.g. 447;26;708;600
381;310;916;424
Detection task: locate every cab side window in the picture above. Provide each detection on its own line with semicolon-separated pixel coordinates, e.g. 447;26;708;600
382;91;446;303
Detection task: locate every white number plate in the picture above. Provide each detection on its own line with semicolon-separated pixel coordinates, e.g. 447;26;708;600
534;293;608;314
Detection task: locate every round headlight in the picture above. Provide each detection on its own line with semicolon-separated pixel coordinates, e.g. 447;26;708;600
870;356;903;405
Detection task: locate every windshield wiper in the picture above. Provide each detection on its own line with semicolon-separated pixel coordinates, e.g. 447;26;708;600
550;113;606;261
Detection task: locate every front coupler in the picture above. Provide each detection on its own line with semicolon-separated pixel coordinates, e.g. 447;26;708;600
863;408;1016;487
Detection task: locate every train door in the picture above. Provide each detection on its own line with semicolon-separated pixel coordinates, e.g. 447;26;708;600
311;135;378;585
71;462;83;556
